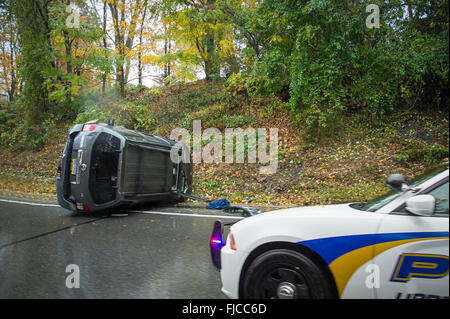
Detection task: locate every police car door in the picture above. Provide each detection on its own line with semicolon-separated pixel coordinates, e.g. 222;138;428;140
374;181;449;299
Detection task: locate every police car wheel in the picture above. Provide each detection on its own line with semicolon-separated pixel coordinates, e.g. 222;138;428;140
242;249;334;299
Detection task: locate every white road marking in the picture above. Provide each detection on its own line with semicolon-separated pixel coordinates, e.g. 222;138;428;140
0;198;60;207
0;198;244;220
125;210;244;220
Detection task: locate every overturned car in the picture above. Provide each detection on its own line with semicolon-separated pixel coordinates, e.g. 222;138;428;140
56;120;192;212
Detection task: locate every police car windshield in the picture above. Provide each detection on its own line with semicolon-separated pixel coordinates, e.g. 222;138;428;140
359;164;448;212
359;189;403;212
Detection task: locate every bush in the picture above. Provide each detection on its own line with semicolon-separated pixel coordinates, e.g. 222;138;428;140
423;144;449;164
0;111;57;151
395;141;449;165
231;0;449;138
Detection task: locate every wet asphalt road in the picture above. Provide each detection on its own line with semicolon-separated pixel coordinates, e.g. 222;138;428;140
0;198;243;299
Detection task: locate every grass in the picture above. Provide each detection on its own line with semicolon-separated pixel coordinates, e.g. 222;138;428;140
0;81;448;206
0;173;56;199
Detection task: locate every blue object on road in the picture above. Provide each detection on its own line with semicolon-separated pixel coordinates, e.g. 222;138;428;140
206;198;230;210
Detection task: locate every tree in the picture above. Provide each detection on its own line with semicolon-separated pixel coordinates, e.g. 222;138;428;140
48;1;104;112
137;2;148;86
167;0;235;81
0;0;20;101
227;0;449;135
9;0;109;121
108;0;150;96
11;0;55;123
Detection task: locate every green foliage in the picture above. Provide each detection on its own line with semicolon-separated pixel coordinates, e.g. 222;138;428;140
228;0;449;137
423;144;449;164
221;114;253;127
0;103;57;150
3;0;449;145
10;0;106;126
76;99;158;132
74;87;150;130
395;141;449;165
172;85;225;110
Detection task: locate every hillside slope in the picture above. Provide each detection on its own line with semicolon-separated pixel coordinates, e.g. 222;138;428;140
0;81;448;205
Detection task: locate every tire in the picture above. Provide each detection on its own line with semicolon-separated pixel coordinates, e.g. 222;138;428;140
171;163;193;203
242;249;334;299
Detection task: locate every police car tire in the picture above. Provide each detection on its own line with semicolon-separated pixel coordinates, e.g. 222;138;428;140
242;249;334;299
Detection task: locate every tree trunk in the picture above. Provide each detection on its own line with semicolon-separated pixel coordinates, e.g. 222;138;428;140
12;0;54;122
163;32;171;82
109;0;126;97
138;5;147;86
8;27;17;101
204;0;218;80
101;0;108;93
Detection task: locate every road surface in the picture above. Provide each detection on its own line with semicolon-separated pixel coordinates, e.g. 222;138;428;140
0;197;245;299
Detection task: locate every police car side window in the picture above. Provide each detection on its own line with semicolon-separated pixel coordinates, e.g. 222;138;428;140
427;181;449;215
393;179;449;216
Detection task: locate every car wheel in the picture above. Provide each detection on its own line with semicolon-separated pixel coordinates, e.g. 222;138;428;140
242;249;334;299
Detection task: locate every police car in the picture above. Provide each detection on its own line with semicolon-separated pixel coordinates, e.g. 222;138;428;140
210;165;449;299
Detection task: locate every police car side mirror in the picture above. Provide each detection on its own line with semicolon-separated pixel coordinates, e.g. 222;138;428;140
405;195;435;216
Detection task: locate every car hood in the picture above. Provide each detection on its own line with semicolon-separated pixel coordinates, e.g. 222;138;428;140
230;203;384;251
250;203;362;220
